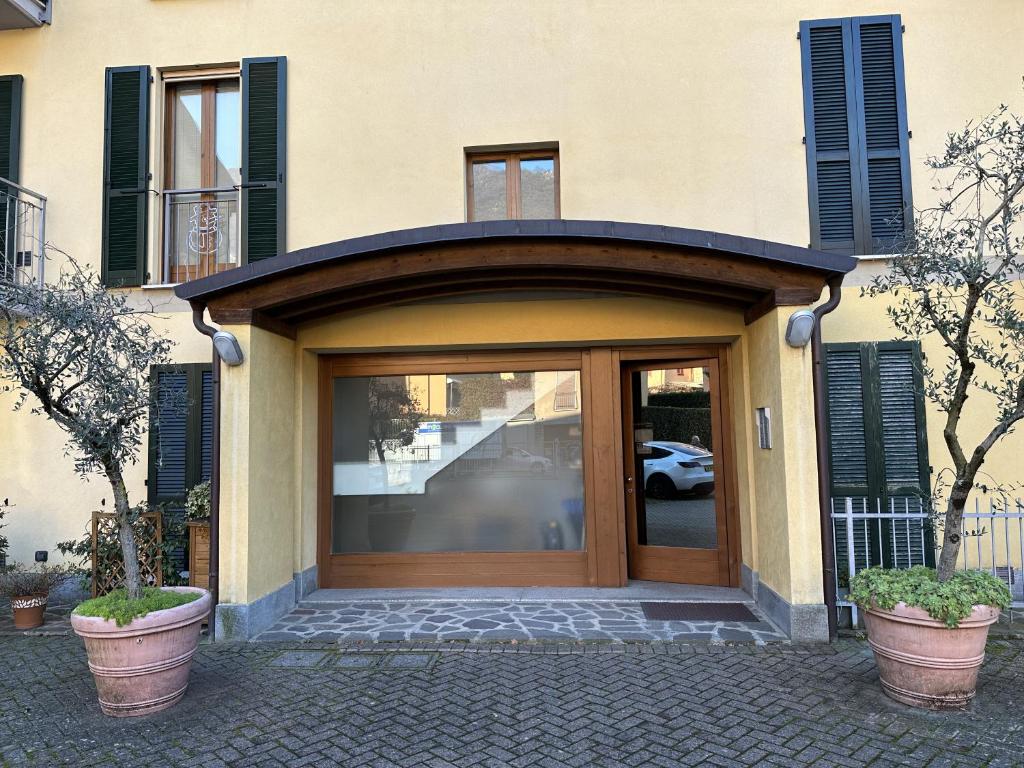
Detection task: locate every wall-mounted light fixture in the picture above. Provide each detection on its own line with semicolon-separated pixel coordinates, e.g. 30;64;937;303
213;331;245;366
785;309;816;348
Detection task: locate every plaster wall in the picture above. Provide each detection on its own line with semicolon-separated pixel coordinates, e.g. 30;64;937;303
2;0;1023;583
218;325;295;604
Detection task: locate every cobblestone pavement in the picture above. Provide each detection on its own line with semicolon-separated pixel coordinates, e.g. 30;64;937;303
2;634;1023;767
255;600;787;643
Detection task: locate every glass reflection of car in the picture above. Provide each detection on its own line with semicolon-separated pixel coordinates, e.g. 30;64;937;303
500;447;553;474
641;441;714;498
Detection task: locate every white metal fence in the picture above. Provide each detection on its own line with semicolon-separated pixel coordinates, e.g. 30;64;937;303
831;496;1024;624
1;176;46;286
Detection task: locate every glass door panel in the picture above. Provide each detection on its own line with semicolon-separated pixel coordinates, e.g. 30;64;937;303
624;360;731;585
634;366;716;549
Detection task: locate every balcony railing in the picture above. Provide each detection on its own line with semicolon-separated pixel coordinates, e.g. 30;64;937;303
553;390;578;411
1;176;46;286
161;187;239;284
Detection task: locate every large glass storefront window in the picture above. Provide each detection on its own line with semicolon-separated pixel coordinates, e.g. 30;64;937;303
331;370;584;553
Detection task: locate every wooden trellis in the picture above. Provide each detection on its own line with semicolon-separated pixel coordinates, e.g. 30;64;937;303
90;511;163;597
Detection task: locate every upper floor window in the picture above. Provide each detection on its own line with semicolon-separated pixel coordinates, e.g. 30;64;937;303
100;58;286;288
466;146;559;221
163;75;241;283
799;15;912;256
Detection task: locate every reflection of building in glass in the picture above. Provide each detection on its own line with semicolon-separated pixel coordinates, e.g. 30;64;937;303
332;370;585;554
645;367;709;394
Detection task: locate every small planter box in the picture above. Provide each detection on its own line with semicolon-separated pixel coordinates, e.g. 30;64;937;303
187;521;210;590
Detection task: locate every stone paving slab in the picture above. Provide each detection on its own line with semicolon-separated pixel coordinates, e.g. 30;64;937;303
255;599;788;644
1;634;1022;767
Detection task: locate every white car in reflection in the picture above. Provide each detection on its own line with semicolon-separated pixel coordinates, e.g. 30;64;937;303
501;447;554;474
641;441;714;498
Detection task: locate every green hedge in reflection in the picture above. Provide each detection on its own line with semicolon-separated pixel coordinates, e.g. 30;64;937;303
640;406;712;450
647;391;711;409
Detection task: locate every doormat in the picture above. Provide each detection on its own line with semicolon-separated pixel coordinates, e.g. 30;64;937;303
640;602;758;622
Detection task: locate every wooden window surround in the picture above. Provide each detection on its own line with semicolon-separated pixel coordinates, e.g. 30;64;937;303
465;147;560;221
161;68;241;284
317;345;740;590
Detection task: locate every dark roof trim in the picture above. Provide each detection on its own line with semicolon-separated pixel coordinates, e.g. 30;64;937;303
174;219;857;302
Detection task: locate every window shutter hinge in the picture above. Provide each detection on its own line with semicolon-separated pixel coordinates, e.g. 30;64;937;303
907;129;913;139
796;30;801;40
147;172;153;181
149;75;154;83
801;136;806;145
901;24;905;33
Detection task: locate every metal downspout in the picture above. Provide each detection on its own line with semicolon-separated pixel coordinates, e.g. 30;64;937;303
811;276;844;642
191;303;221;641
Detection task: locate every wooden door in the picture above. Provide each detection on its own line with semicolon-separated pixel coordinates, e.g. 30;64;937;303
622;357;734;585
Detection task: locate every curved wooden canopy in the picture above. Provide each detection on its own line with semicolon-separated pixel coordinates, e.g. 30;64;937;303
174;220;856;337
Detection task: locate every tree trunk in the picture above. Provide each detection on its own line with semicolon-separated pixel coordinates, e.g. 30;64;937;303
105;464;144;601
936;482;970;582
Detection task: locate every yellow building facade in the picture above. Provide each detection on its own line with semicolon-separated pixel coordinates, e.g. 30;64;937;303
1;1;1022;641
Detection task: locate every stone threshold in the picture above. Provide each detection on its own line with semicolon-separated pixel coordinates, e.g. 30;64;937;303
254;593;786;645
301;581;752;606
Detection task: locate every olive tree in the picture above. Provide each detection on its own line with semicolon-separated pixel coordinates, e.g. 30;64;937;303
867;104;1024;580
367;377;423;464
0;256;177;600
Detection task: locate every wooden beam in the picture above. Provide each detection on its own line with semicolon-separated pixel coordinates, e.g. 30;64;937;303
743;287;821;325
209;308;297;339
207;241;830;315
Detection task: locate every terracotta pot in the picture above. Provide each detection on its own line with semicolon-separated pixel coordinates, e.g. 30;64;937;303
863;601;999;710
11;594;47;629
71;587;211;717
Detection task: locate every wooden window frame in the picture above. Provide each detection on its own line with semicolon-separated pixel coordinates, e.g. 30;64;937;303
161;75;240;283
318;349;588;588
465;149;561;221
316;344;740;590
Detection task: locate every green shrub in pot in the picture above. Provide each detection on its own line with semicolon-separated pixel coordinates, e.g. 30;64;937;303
850;566;1011;628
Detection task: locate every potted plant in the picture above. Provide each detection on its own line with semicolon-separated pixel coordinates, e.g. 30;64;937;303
859;105;1024;709
0;562;73;629
185;481;212;589
0;257;210;717
850;566;1010;709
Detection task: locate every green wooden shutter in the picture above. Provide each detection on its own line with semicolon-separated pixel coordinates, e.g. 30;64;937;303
824;342;932;569
800;20;862;255
0;74;23;277
0;74;22;185
200;368;214;481
102;66;149;287
148;364;213;575
241;56;286;263
800;16;910;255
851;16;912;254
823;344;873;570
149;368;189;505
